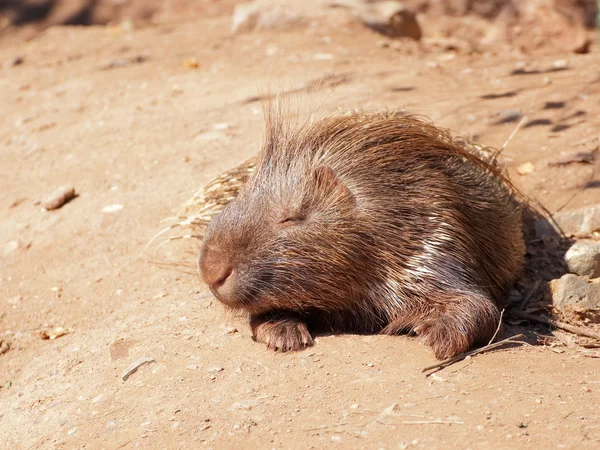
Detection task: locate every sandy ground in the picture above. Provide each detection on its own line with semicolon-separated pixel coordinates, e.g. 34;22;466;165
1;4;600;449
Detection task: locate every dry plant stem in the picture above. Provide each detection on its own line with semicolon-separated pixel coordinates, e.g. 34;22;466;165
422;334;527;375
512;311;600;341
492;89;538;161
570;135;599;147
518;280;541;310
304;422;349;432
402;420;464;425
486;308;505;346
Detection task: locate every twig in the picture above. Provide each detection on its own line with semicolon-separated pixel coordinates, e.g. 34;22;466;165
304;422;348;432
512;311;600;341
518;281;541;310
402;419;464;425
492;90;538;161
570;135;599;147
422;334;527;375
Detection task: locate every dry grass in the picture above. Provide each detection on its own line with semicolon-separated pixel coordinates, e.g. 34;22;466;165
146;157;256;254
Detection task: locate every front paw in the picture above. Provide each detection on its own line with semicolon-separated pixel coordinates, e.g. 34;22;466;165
251;317;314;352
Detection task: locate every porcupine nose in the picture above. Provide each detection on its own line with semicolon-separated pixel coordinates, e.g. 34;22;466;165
199;249;235;303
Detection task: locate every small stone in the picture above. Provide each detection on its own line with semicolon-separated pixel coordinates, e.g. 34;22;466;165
186;365;198;370
564;240;600;278
184;57;199;69
516;162;535;176
549;274;600;323
102;204;124;213
7;296;21;305
206;366;224;373
351;1;422;40
231;400;258;411
91;394;104;404
3;240;20;258
313;53;334;61
553;59;568;70
42;186;77;211
535;204;600;238
572;37;592;55
0;340;10;356
67;427;78;436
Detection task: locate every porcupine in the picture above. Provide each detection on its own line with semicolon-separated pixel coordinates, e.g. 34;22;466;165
198;110;525;359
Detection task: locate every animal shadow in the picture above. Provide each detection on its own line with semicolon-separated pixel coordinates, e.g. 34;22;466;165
501;209;573;346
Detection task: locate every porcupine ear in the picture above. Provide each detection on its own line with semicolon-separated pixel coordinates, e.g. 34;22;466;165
313;166;355;205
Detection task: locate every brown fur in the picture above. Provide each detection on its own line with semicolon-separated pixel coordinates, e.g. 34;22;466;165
199;109;525;359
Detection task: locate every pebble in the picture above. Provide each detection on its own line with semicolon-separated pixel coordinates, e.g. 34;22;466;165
102;204;124;213
0;340;10;356
347;0;422;40
313;53;333;61
231;400;258;411
564;240;600;278
535;204;600;238
553;59;568;70
549;274;600;323
516;162;535;176
3;240;20;258
42;186;77;211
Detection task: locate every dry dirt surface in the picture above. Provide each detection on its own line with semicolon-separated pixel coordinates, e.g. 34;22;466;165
2;2;600;449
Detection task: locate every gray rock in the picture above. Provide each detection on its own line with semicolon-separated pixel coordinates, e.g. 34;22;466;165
564;240;600;278
333;0;422;40
550;274;600;323
535;204;600;238
231;1;304;34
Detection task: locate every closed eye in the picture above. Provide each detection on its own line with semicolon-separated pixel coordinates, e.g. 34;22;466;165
278;216;304;225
